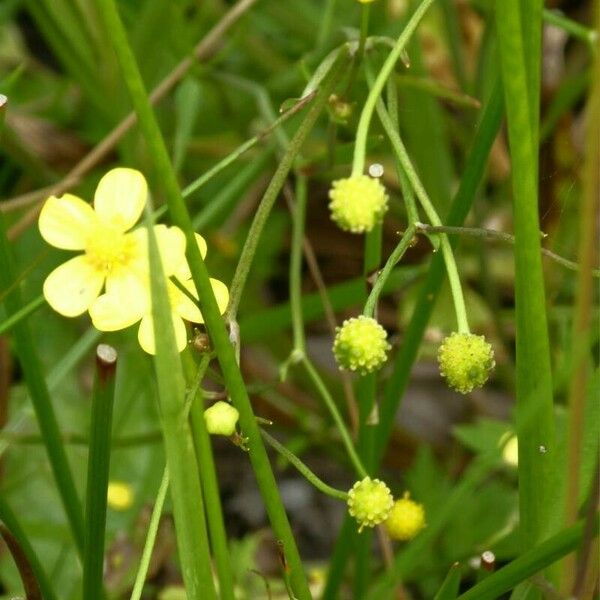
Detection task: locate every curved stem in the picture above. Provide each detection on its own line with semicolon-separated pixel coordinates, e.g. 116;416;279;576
290;176;307;351
261;429;348;501
301;357;368;478
364;225;416;317
352;0;437;175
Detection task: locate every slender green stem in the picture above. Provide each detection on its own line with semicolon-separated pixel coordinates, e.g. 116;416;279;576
290;175;307;352
457;515;599;600
365;69;469;333
542;8;597;49
561;43;599;592
0;212;85;557
227;49;346;320
352;0;437;175
94;0;313;595
301;357;367;478
364;225;416;316
415;224;600;276
83;344;117;600
184;350;236;600
496;0;556;550
385;76;419;224
0;294;45;336
261;429;348;501
0;497;59;600
145;212;217;598
129;468;170;600
357;4;370;61
317;0;337;50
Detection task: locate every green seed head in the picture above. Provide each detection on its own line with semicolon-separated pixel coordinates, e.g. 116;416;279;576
384;492;426;541
333;316;390;374
328;175;388;233
437;332;495;394
204;401;239;436
347;477;394;532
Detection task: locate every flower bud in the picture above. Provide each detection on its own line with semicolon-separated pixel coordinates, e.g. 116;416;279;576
204;401;239;436
347;477;394;532
384;492;425;541
328;175;388;233
437;332;495;394
333;316;390;374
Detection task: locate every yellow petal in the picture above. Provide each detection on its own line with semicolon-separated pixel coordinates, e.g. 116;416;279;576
172;279;202;323
209;278;229;317
94;168;147;232
43;256;104;317
155;225;187;276
89;293;145;331
38;194;97;250
106;267;149;310
174;233;208;280
137;313;187;355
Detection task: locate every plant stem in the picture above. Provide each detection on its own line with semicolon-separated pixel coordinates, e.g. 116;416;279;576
261;429;348;501
496;0;556;550
414;224;600;276
290;176;307;352
94;0;313;595
457;515;599;600
301;357;367;478
227;49;346;320
352;0;437;175
129;468;170;600
145;213;217;598
365;69;470;333
184;351;236;600
364;225;416;317
83;344;117;600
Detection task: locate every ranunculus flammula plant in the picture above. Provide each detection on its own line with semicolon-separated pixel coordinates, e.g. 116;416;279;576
39;167;228;354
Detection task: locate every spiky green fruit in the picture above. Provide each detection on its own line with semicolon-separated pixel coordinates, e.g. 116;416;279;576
347;477;394;532
333;316;390;374
438;332;495;394
328;175;388;233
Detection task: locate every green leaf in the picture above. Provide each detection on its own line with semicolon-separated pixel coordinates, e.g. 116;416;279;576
434;562;462;600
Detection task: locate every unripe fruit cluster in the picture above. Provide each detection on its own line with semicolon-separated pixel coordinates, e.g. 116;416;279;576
328;175;388;234
333;316;390;374
437;332;495;394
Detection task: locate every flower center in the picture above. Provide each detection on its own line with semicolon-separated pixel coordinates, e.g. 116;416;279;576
85;223;134;273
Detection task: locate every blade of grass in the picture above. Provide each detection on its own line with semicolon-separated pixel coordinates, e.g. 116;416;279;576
129;467;170;600
457;515;599;600
496;0;556;549
145;212;217;598
434;562;462;600
0;213;85;556
93;0;314;594
82;344;117;600
184;351;236;600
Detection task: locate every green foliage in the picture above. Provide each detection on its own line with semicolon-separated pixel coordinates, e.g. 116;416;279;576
0;0;596;598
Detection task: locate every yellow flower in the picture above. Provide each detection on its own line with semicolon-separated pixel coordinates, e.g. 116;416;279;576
39;168;151;318
107;481;134;511
384;492;425;541
90;233;229;354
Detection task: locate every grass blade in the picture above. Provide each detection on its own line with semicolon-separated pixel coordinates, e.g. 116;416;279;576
82;344;118;600
496;0;556;549
434;562;462;600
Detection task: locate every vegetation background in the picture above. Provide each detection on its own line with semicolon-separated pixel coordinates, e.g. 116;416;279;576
0;0;597;598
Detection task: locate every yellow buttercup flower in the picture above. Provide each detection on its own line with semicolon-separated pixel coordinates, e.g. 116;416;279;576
39;168;151;318
91;233;229;354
